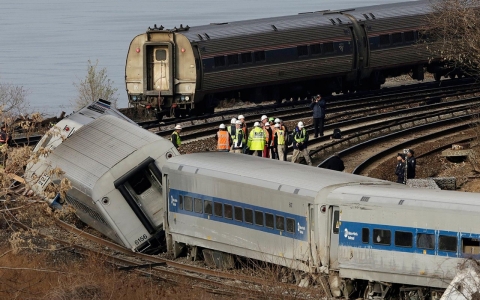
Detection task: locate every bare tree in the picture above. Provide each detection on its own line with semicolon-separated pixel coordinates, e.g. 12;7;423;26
72;60;118;110
0;82;30;121
425;0;480;78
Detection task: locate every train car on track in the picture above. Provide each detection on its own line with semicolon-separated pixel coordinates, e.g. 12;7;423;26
162;152;480;299
125;0;453;119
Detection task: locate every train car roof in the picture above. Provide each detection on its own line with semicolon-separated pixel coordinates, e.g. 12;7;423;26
180;0;431;42
163;152;387;197
41;115;166;193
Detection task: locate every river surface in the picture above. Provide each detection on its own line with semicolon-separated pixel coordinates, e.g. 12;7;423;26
1;0;416;116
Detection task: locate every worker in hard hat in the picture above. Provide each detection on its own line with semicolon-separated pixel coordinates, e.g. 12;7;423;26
291;121;312;165
261;115;268;127
277;119;289;161
227;118;236;136
273;123;286;161
237;115;248;153
247;122;266;157
263;122;272;158
231;120;245;154
170;124;182;149
215;123;232;152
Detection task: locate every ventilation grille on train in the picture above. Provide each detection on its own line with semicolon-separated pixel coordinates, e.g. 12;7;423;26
360;196;370;202
65;195;109;226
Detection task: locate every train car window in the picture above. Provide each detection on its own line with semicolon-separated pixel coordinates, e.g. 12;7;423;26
323;42;334;53
214;202;223;217
297;45;308;57
379;34;390;46
417;233;435;249
234;206;243;222
254;51;265;62
155;50;166;61
439;235;457;252
255;211;264;226
373;229;391;245
332;210;340;234
214;56;226;67
462;238;480;254
227;54;239;65
286;218;295;233
265;213;274;229
194;198;203;214
245;208;253;224
404;31;415;42
276;215;285;231
179;195;184;210
392;32;403;44
224;204;233;219
204;200;212;215
184;196;193;212
395;231;413;247
310;44;321;55
127;170;152;195
362;228;369;243
241;52;252;63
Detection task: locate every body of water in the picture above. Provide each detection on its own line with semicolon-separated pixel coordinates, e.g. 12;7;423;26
1;0;416;116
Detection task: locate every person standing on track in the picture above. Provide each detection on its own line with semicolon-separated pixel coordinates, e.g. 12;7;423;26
216;124;232;152
170;124;182;149
230;120;244;154
406;149;416;179
273;123;286;161
238;115;248;153
310;94;326;138
248;122;266;157
291;121;312;165
395;153;406;184
263;122;272;158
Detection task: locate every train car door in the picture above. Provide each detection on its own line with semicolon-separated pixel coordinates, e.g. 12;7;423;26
329;206;340;269
146;43;173;95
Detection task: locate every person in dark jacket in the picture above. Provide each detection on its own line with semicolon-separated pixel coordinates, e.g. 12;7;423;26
323;153;345;171
310;94;326;138
395;153;406;184
406;149;416;179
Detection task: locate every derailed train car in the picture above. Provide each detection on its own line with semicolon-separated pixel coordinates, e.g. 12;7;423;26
126;0;450;118
27;109;179;253
162;153;480;298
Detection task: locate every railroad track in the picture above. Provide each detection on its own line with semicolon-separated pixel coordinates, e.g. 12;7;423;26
51;219;321;299
173;81;480;149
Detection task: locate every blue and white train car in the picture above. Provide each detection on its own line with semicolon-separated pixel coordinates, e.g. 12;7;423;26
162;152;480;299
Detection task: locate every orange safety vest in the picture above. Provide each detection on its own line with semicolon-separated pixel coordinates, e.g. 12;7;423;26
217;131;230;150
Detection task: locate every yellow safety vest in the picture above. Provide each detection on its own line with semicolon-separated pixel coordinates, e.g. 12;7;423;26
248;127;265;151
171;131;181;147
276;129;285;145
233;128;245;147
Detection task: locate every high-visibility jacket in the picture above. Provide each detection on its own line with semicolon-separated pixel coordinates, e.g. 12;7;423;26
247;127;265;151
294;128;308;143
232;128;245;149
170;131;181;148
227;125;234;136
275;129;286;145
216;130;231;150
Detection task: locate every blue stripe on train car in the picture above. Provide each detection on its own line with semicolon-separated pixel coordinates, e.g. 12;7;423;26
168;189;308;241
339;221;480;258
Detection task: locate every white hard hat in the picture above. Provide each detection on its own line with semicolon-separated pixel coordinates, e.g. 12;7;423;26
238;115;245;120
231;118;237;124
254;121;260;127
264;122;270;126
274;118;280;123
175;125;182;130
261;115;268;121
274;123;280;128
219;124;226;129
235;120;242;125
297;121;304;128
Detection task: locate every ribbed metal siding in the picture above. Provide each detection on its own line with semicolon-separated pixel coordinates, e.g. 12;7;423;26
369;46;430;69
203;56;352;90
365;15;428;34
